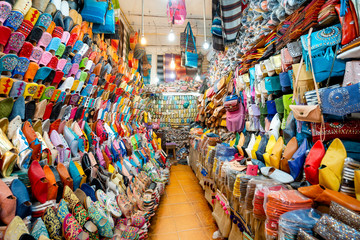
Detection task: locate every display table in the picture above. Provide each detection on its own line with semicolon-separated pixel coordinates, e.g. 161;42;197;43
165;142;177;162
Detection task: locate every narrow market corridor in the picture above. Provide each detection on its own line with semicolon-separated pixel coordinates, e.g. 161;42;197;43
149;165;217;239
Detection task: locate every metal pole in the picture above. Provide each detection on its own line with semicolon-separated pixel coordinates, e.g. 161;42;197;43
142;0;144;36
203;0;206;42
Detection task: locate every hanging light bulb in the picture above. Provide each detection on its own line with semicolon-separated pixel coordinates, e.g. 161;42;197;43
202;0;210;50
170;73;176;79
195;74;201;81
203;41;210;49
141;35;147;45
168;28;175;42
154;76;159;84
170;58;176;70
140;0;146;45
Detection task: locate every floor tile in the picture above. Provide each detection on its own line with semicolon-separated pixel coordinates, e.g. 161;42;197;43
150;232;179;240
186;192;209;203
156;204;173;217
173;214;202;231
169;203;196;216
150;165;218;237
162;194;188;205
149;217;177;234
182;184;203;194
178;229;208;240
166;187;185;196
192;200;212;213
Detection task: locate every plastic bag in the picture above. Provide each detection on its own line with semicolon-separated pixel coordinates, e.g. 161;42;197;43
253;184;287;220
264;190;313;239
215;143;237;161
278;208;321;239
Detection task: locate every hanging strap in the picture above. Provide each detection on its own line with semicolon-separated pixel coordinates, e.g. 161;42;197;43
325;43;340;87
307;28;326;141
307;28;322;105
293;56;304;103
185;22;197;53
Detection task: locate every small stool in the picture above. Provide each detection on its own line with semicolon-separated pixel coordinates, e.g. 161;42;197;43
165;142;177;162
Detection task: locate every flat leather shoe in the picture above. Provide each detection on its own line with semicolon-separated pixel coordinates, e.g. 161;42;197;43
53;10;64;28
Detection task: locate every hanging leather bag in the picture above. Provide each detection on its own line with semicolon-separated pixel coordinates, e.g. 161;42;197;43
290;28;324;130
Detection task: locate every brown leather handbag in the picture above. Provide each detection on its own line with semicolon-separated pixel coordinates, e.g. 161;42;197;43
280;137;298;173
289;29;323;124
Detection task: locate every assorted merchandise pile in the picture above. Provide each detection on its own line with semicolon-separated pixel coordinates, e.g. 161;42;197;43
0;0;170;239
144;79;202;93
150;94;197;128
190;0;360;239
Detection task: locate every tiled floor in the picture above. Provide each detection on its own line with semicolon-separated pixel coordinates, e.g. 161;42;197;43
149;165;218;240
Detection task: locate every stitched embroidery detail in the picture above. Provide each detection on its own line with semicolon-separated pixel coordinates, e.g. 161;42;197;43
15;58;30;73
73;203;90;227
2;78;12;94
56;200;69;222
51;90;61;101
28;9;39;23
328;87;350;108
45;88;55;98
26;85;37;95
35;85;44;98
17;82;24;96
36;14;51;29
31;218;49;239
5;11;24;29
31;48;43;62
18;20;33;38
0;4;11;21
43;207;62;240
2;55;18;71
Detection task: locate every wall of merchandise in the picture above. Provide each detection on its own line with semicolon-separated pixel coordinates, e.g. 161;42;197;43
150;94;198;127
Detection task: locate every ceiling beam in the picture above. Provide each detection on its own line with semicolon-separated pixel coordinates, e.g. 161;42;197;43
127;13;212;21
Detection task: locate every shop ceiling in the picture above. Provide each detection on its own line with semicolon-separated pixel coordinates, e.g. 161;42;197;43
118;0;213;53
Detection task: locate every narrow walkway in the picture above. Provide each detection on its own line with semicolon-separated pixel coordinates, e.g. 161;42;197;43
149;165;217;239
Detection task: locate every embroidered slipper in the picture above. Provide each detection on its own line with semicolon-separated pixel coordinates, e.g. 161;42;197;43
0;1;12;25
35;13;52;31
72;202;99;240
95;189;122;218
4;11;24;31
86;197;113;238
62;185;81;210
3;216;28;240
63;213;89;240
56;199;70;222
30;218;49;240
42;207;62;240
12;128;31;169
30;46;44;63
